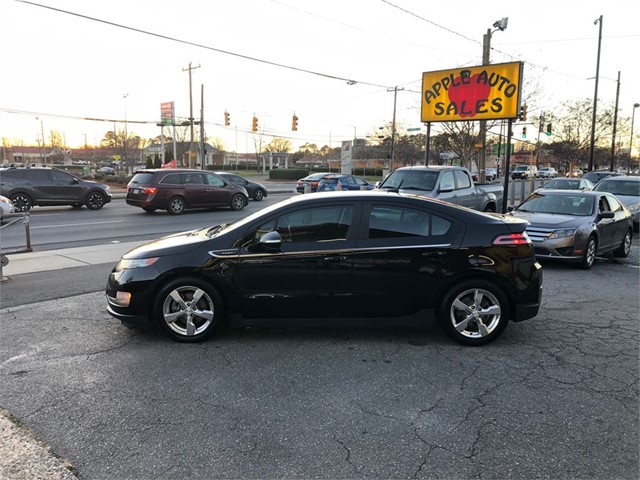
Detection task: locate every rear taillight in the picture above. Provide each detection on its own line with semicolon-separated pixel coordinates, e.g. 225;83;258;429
144;187;157;194
493;232;531;245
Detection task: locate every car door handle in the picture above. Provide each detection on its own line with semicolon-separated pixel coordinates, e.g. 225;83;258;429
422;251;446;257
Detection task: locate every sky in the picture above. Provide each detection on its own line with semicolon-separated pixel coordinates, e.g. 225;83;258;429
1;0;639;153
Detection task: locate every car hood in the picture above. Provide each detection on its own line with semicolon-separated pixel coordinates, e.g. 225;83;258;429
510;211;585;228
122;228;211;259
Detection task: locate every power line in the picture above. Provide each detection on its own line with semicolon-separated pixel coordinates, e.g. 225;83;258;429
16;0;390;89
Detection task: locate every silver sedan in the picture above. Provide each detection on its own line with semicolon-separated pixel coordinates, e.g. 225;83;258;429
509;190;633;269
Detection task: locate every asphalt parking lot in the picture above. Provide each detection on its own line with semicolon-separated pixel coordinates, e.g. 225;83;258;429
1;247;639;479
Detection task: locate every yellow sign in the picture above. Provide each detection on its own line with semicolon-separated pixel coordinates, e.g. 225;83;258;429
421;62;523;122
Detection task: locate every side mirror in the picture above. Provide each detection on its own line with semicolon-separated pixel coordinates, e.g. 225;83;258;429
439;183;454;193
248;231;282;253
72;178;80;184
600;211;614;219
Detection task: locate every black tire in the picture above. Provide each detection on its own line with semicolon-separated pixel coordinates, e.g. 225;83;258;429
167;196;185;215
439;280;510;346
579;235;597;269
143;207;156;213
10;193;32;212
483;203;496;213
230;194;246;211
613;229;632;258
154;277;224;342
86;191;106;210
253;189;265;201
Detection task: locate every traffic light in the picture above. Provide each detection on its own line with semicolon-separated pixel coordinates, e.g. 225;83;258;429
252;115;258;132
292;113;298;131
224;111;230;126
521;127;527;138
520;103;527;122
546;123;552;136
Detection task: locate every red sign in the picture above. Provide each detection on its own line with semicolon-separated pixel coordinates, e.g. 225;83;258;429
160;102;174;126
161;159;176;169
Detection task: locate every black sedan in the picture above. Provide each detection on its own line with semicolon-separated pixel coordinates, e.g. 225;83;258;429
215;172;267;201
106;191;542;346
509;190;633;269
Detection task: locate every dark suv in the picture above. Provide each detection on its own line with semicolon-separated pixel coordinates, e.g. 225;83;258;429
0;166;112;212
126;169;249;214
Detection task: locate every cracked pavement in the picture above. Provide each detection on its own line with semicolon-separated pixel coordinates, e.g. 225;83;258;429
0;254;638;479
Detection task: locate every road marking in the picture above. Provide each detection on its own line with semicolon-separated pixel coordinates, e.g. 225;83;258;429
32;220;124;229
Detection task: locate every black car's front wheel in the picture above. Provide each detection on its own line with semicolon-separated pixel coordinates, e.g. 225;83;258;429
154;277;224;342
86;191;106;210
253;189;265;201
613;229;632;258
439;280;510;346
10;193;32;212
579;235;597;269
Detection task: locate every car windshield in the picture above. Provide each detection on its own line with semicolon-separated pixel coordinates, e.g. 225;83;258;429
380;170;439;191
517;193;594;216
594;179;640;196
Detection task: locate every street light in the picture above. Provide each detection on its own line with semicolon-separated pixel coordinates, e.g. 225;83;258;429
628;103;640;175
589;15;603;173
123;93;129;173
479;17;508;183
35;116;45;165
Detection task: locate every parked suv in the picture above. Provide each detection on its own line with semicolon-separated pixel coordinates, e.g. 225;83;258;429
0;166;111;212
511;165;537;180
126;169;249;214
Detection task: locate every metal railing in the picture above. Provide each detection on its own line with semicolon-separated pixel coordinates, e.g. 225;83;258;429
1;212;32;281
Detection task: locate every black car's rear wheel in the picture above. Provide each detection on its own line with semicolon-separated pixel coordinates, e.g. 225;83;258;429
86;191;106;210
439;280;509;346
230;194;246;211
253;189;264;201
10;193;32;212
167;196;185;215
154;277;223;342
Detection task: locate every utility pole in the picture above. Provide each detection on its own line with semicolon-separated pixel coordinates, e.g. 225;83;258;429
387;86;403;171
199;84;205;170
610;71;620;172
183;62;200;168
479;28;491;184
535;112;545;169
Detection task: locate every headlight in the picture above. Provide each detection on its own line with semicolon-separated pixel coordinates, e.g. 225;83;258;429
548;229;576;239
625;203;639;212
115;257;159;271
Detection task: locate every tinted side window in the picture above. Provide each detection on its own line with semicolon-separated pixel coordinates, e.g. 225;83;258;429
182;173;205;185
51;170;75;183
159;173;182;185
25;170;52;181
275;206;354;243
130;173;156;185
0;169;24;180
454;170;471;189
369;206;452;239
205;174;225;187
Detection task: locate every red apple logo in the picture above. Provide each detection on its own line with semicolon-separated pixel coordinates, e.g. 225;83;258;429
447;74;492;118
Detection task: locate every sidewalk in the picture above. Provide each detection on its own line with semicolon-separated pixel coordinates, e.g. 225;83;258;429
2;241;142;277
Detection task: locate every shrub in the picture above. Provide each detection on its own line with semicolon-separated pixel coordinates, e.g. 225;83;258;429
269;168;309;180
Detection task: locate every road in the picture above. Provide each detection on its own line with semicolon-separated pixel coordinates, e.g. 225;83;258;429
0;193;290;252
0;244;638;478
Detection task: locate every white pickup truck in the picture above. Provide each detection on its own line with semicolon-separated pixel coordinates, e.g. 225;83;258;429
377;166;504;212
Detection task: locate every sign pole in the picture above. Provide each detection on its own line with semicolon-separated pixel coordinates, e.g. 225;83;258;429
424;122;431;166
502;118;513;213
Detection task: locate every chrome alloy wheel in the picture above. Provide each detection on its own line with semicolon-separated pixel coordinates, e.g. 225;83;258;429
449;288;502;339
162;286;215;337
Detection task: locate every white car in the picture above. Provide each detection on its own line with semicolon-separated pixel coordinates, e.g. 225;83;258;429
537;167;558;178
0;194;15;222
